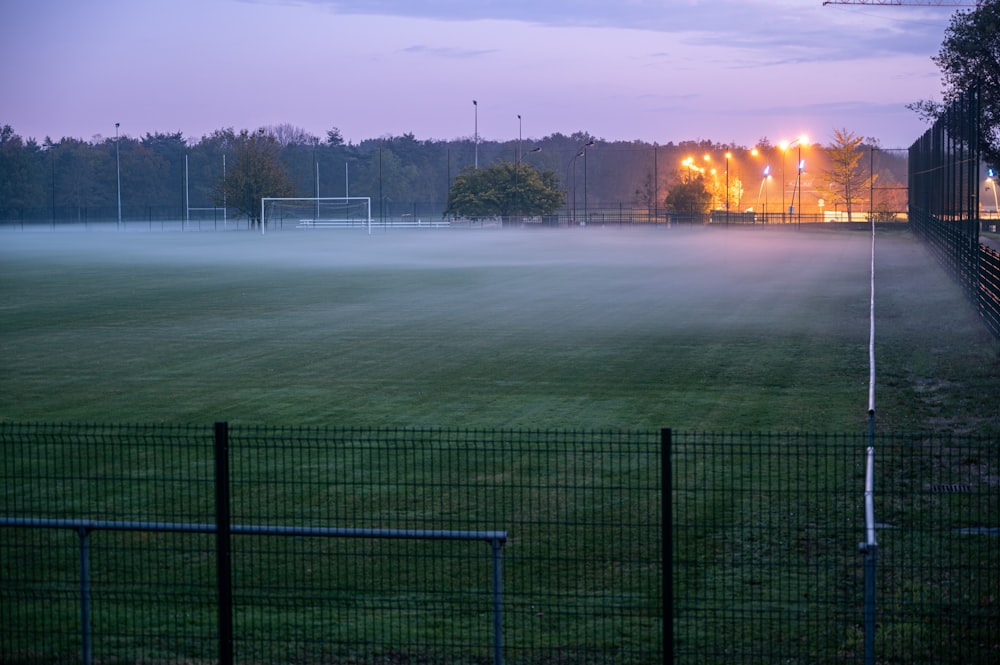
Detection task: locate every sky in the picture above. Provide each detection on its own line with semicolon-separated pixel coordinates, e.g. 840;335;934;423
2;0;964;149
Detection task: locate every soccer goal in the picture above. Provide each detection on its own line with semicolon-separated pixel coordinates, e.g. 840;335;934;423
261;197;372;234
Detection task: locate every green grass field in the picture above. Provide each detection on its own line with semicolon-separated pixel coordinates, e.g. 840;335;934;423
2;225;999;663
3;225;997;432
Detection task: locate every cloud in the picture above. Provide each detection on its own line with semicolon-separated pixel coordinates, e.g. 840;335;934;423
402;44;499;59
296;0;951;63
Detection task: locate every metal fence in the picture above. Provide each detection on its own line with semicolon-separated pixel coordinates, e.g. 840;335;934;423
668;430;999;665
2;424;998;664
908;83;1000;337
0;424;662;665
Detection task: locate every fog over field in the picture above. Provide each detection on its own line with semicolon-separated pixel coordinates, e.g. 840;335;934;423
2;227;996;431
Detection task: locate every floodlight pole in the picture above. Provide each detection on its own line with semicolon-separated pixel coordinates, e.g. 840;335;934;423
184;154;189;231
222;154;227;227
115;123;122;230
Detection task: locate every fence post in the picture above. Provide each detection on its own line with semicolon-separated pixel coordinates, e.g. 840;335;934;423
77;526;92;665
214;422;234;665
491;537;504;665
661;427;672;664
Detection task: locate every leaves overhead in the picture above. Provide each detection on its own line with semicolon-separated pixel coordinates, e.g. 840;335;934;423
928;1;1000;164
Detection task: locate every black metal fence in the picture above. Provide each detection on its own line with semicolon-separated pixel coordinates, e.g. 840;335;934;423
908;83;1000;337
2;424;998;664
669;430;999;665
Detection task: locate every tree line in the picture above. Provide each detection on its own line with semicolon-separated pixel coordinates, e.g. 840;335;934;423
1;121;907;225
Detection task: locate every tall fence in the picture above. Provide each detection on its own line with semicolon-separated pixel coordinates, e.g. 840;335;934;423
2;424;998;663
908;83;1000;337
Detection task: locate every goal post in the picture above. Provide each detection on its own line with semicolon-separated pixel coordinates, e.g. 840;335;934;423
261;197;372;235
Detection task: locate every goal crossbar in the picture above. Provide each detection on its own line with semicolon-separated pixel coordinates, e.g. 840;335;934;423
261;197;372;235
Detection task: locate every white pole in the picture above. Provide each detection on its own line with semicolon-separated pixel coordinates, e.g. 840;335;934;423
345;162;349;198
862;213;878;665
184;154;189;230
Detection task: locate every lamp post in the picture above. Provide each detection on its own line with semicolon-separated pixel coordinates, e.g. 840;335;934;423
725;151;731;224
796;154;805;227
988;169;1000;218
780;135;807;225
755;165;771;223
571;150;584;225
583;139;595;226
473;100;478;169
115;122;122;229
514;113;522;223
570;140;594;226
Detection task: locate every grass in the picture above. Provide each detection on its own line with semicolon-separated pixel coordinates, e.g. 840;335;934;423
3;225;996;432
2;225;999;663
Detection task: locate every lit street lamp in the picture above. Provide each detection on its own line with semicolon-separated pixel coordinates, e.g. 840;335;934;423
988;169;999;218
725;151;731;224
780;135;808;224
755;165;771;222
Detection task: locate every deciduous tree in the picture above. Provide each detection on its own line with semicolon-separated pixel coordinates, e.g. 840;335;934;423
664;173;711;216
816;129;874;223
910;1;1000;164
445;161;564;223
214;128;295;227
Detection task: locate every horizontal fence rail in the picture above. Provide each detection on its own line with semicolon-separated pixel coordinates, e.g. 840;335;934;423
2;424;998;664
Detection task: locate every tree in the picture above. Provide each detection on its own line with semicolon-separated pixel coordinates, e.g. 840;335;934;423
913;1;1000;165
0;125;44;214
214;129;295;227
664;172;711;216
816;129;874;223
445;161;564;223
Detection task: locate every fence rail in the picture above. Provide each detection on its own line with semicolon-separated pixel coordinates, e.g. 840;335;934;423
2;424;998;664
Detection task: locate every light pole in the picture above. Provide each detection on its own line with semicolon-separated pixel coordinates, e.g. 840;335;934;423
115;122;122;229
473;100;478;169
725;151;731;224
795;154;805;227
780;135;807;225
988;169;1000;218
755;165;771;223
571;149;584;225
583;139;595;226
516;115;522;224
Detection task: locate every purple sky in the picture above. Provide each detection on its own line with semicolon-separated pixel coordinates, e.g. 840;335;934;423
3;0;958;148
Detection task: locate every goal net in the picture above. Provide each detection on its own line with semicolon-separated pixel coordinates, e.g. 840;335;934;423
261;197;372;233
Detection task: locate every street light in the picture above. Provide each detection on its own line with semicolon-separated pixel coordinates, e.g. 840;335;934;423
755;165;771;222
473;100;478;169
115;122;122;229
725;151;731;224
988;169;999;218
583;139;595;226
570;139;594;226
780;135;808;224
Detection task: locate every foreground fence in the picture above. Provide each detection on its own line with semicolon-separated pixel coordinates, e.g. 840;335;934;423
2;425;998;664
